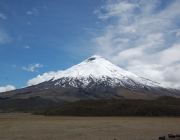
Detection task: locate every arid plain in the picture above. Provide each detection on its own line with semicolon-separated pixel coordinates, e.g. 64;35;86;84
0;113;180;140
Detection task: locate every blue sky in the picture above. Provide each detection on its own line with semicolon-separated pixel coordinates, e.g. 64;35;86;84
1;0;180;92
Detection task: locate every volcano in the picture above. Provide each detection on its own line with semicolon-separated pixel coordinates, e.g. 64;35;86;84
30;55;179;96
0;55;180;111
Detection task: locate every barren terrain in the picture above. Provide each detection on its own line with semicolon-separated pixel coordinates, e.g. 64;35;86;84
0;113;179;140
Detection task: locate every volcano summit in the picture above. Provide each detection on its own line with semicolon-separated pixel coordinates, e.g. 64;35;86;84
52;55;167;90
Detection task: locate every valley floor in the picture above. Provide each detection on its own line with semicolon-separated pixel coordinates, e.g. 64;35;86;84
0;113;180;140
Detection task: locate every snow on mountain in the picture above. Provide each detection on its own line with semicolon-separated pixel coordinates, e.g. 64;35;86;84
52;55;166;89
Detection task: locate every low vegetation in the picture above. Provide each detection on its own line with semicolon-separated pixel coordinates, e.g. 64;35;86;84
0;96;66;113
36;96;180;116
0;114;180;140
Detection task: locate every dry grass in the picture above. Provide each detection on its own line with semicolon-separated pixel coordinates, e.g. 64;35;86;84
0;113;180;140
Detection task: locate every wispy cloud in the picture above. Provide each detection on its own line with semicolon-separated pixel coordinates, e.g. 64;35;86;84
0;85;15;93
28;22;31;25
94;1;138;20
43;5;48;10
23;63;43;72
0;29;10;43
27;11;32;15
93;0;180;89
12;65;16;68
0;13;7;19
25;46;30;49
27;7;38;16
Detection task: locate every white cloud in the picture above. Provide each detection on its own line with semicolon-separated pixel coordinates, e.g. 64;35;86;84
27;70;63;86
27;7;38;16
23;63;43;72
159;43;180;65
25;46;30;49
0;13;7;19
27;11;32;15
0;85;16;93
93;0;180;89
127;64;180;89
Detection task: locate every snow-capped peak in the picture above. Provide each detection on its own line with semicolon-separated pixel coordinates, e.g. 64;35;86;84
53;55;165;89
53;55;138;80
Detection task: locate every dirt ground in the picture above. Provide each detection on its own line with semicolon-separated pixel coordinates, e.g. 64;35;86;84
0;113;180;140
